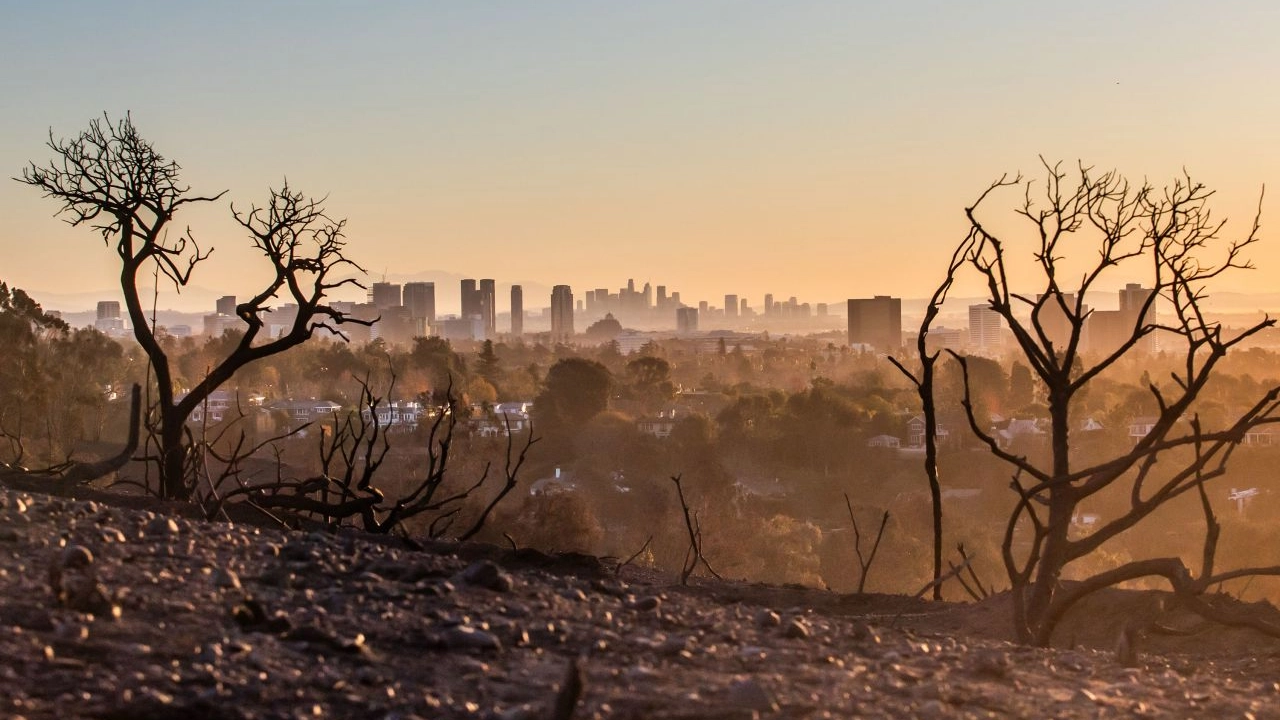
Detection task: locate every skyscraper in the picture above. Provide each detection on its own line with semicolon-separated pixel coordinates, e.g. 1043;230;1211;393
676;307;698;333
96;301;121;321
510;285;524;336
216;295;237;317
460;278;481;316
725;294;739;319
479;279;496;338
847;296;903;352
550;285;574;344
403;282;436;335
968;303;1003;354
371;282;402;310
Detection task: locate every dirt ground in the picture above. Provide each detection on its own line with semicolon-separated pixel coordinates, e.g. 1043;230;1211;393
1;481;1279;719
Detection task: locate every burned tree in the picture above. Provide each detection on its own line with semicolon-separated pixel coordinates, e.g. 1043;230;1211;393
889;239;971;599
951;159;1280;645
18;114;368;500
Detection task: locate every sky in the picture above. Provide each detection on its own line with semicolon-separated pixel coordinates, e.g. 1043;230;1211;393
3;1;1280;314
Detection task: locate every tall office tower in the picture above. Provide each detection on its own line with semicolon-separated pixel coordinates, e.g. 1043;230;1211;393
510;285;524;336
550;285;574;343
847;296;903;352
371;282;402;310
1119;283;1155;319
656;285;668;309
403;282;436;333
584;290;597;312
1037;292;1085;353
595;288;609;312
97;300;121;321
216;295;237;316
698;300;709;318
95;300;124;333
1090;283;1155;354
676;307;699;333
740;298;749;316
725;294;739;319
670;291;681;307
479;278;497;337
460;279;480;318
815;302;827;317
968;303;1003;354
764;294;775;315
642;282;653;309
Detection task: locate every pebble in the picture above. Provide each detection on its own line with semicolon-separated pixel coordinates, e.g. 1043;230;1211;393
784;618;810;639
212;567;242;590
727;677;779;713
628;595;662;612
756;609;781;627
458;561;513;593
443;625;503;652
144;517;180;537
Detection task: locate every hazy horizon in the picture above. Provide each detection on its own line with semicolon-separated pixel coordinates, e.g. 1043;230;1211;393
4;2;1280;308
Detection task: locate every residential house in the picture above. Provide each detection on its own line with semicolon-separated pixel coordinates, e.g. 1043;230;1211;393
637;410;678;439
906;415;950;449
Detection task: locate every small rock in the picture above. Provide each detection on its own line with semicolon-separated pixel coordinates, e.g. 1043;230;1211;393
144;516;179;537
212;567;242;590
444;625;503;652
459;561;513;593
61;545;95;569
628;595;662;612
756;609;781;627
726;677;778;713
783;618;810;639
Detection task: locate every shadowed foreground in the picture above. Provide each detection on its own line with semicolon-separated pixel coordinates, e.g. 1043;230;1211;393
0;485;1276;719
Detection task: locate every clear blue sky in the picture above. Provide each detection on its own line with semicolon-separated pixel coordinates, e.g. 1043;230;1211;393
3;1;1278;312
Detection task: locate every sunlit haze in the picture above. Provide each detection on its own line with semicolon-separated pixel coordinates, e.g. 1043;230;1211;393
3;1;1279;314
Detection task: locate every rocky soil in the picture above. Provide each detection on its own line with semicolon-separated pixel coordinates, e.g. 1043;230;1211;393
1;484;1279;719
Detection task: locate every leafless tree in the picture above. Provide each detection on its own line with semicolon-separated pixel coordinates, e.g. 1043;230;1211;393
211;373;536;539
18;114;369;500
889;239;971;599
670;474;721;585
843;493;889;594
950;158;1280;645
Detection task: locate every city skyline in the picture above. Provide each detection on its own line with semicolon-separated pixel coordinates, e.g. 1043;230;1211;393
3;3;1280;311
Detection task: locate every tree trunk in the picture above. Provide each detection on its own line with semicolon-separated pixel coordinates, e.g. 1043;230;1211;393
160;409;189;500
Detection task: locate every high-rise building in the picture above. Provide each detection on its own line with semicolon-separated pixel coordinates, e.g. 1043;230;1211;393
479;279;496;338
95;300;124;333
216;295;237;317
371;282;402;310
968;303;1003;354
764;294;775;315
403;282;436;335
676;307;699;333
550;285;574;343
510;285;524;336
1036;292;1086;355
1088;283;1155;354
740;298;749;316
725;294;739;319
656;285;668;309
847;296;902;352
461;279;480;319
